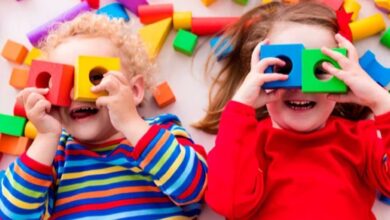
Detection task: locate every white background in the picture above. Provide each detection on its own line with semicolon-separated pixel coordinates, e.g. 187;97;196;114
0;0;390;219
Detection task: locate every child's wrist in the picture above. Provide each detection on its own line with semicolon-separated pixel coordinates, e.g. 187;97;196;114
369;92;390;116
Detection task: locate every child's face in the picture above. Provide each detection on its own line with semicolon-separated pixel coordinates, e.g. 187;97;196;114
265;22;337;132
48;36;123;143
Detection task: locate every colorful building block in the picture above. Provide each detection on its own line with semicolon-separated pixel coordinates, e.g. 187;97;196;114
13;101;27;118
210;36;234;61
263;0;273;3
82;0;99;9
24;47;42;66
379;194;390;205
0;114;27;136
0;134;32;156
343;0;361;21
359;50;390;87
302;48;347;93
260;44;304;89
233;0;249;5
28;60;74;107
201;0;217;6
380;28;390;48
27;2;91;46
9;67;29;90
173;29;198;56
173;11;192;30
349;13;386;41
153;81;176;108
24;121;37;139
96;2;129;21
1;40;28;64
375;0;390;12
116;0;148;16
138;4;173;24
74;56;121;102
139;18;172;59
191;17;239;36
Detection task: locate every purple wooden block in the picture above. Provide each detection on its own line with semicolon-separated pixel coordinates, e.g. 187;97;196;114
116;0;148;16
27;2;91;46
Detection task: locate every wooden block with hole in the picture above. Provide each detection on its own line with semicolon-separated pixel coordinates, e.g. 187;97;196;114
153;81;175;108
74;56;121;102
1;39;28;64
0;134;32;156
9;67;29;89
0;114;27;137
24;47;42;66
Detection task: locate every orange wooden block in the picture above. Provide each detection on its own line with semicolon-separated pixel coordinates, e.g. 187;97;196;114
153;81;176;108
1;40;28;64
9;67;29;89
0;134;31;156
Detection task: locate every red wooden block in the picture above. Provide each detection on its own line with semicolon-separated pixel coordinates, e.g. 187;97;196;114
138;4;173;24
28;60;74;107
191;17;239;36
13;101;27;118
82;0;99;9
0;134;32;156
9;67;29;89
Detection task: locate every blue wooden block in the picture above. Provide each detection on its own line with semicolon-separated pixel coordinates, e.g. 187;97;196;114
379;194;390;205
209;36;233;61
97;3;130;21
359;50;390;87
260;44;304;89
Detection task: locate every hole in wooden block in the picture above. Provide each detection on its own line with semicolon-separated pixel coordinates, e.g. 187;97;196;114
89;67;107;85
314;61;333;81
273;55;292;75
36;72;52;88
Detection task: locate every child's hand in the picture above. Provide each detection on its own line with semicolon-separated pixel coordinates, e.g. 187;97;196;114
321;33;390;115
232;39;289;108
16;88;62;136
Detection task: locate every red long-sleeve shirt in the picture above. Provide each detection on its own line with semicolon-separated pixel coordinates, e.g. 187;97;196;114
206;101;390;220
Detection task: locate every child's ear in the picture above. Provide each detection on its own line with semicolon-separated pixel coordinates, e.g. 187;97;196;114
130;75;145;106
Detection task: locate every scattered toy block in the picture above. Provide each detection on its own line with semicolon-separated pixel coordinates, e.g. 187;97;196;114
138;4;173;24
173;29;198;56
302;48;347;93
153;81;175;108
209;36;233;61
27;2;92;46
1;40;28;64
24;121;37;139
380;28;390;48
201;0;217;6
263;0;273;3
9;67;29;90
0;134;31;156
82;0;99;9
0;114;27;137
359;50;390;87
375;0;390;12
28;60;74;107
192;17;239;36
349;13;386;41
24;47;42;66
139;18;172;59
116;0;148;16
343;0;361;21
379;194;390;205
13;102;27;118
260;44;304;89
173;11;192;30
74;56;120;102
233;0;249;5
97;2;129;21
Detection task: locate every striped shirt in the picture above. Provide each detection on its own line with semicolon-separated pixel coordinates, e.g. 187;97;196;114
0;114;208;219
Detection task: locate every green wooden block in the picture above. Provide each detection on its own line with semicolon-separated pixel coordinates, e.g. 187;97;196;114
380;28;390;48
173;29;198;56
0;113;26;136
233;0;249;5
302;48;347;93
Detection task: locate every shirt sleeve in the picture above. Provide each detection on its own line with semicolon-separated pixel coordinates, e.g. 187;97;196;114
205;101;265;219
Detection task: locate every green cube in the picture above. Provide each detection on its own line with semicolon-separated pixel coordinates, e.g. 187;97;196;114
380;28;390;48
173;29;198;56
302;48;347;93
0;113;26;136
233;0;249;5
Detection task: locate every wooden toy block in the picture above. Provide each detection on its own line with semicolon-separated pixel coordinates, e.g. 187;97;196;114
192;17;239;36
1;40;28;64
74;56;121;102
139;18;172;59
320;0;344;11
24;47;42;66
343;0;361;21
13;101;27;118
173;29;198;56
138;4;173;24
375;0;390;12
359;50;390;87
209;36;233;61
0;134;32;156
97;2;130;21
380;28;390;48
302;48;347;93
153;81;175;108
173;12;192;30
82;0;100;9
263;0;273;4
260;44;305;89
9;67;29;90
116;0;148;16
349;13;386;41
379;194;390;205
233;0;249;5
0;114;27;136
281;0;299;4
201;0;217;6
27;2;91;46
24;121;37;139
28;60;74;107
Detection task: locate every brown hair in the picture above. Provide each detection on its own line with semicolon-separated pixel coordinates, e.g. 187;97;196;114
195;1;371;134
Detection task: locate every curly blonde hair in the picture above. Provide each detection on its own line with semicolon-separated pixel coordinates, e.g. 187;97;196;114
39;12;154;94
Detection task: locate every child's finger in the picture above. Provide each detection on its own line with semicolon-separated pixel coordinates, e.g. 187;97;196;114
106;71;129;85
25;93;45;111
322;62;346;81
335;34;358;61
255;57;285;74
17;88;49;106
91;75;120;94
251;39;270;69
259;73;289;84
321;47;350;69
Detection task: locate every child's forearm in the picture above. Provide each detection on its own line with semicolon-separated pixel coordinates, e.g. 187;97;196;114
120;117;150;146
26;133;60;165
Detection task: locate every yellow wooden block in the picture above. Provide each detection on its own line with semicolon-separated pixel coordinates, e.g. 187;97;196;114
262;0;273;3
344;0;361;21
349;13;386;41
24;47;42;66
24;121;37;139
201;0;216;6
173;12;192;30
139;18;172;59
375;0;390;11
74;56;121;102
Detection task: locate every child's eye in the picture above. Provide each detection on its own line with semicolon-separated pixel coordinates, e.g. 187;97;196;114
314;64;332;80
89;67;107;85
272;56;292;75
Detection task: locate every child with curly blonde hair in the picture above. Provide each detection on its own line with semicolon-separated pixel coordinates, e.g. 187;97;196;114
0;13;207;219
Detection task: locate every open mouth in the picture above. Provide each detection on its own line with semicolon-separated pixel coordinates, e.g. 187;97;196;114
69;106;99;120
284;100;316;111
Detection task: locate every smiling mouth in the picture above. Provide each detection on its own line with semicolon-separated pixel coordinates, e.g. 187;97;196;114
284;100;316;110
69;106;99;120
